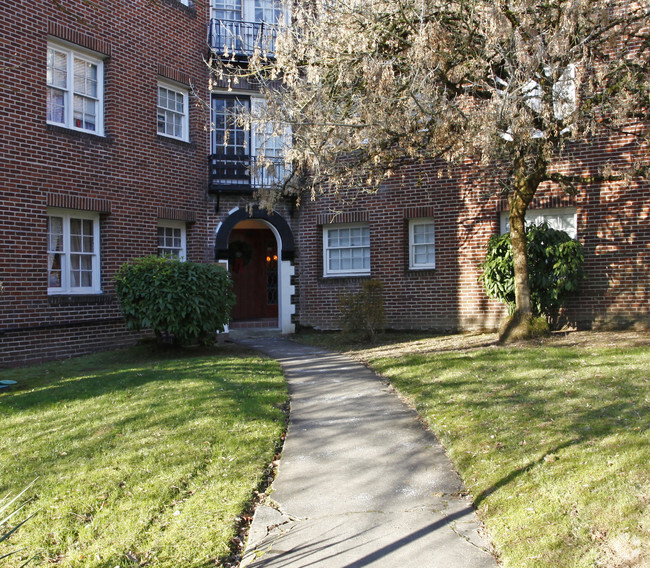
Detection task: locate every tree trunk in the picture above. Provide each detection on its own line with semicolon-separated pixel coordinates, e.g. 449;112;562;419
509;190;531;319
500;156;545;342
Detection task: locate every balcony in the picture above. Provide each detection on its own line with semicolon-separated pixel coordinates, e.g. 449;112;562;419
209;154;288;193
208;19;277;58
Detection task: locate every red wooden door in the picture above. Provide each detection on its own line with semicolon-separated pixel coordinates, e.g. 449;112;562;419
229;228;278;320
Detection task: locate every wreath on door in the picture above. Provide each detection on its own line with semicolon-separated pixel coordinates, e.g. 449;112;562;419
228;240;253;274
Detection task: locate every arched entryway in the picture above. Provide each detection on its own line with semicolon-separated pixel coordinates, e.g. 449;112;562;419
228;220;278;323
215;207;295;333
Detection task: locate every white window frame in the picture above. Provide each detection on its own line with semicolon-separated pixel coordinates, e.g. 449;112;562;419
212;0;284;24
323;223;370;277
157;220;187;260
500;208;578;239
251;96;291;185
46;41;104;135
409;218;436;270
47;208;101;294
157;81;190;142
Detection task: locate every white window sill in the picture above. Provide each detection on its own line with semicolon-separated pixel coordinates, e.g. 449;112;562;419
322;273;371;279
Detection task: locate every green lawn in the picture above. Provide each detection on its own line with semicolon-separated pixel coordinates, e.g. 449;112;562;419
0;344;288;568
297;331;649;568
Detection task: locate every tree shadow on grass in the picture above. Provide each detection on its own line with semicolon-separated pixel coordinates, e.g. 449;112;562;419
1;343;283;419
473;439;581;507
375;344;649;508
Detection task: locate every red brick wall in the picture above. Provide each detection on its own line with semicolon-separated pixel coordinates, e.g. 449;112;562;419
0;0;214;366
295;161;505;332
570;178;650;329
295;145;649;332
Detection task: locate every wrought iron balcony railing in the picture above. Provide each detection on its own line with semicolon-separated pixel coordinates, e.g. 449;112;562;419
208;18;277;58
209;154;288;193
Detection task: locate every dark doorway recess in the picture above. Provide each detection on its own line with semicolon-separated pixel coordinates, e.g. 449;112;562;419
228;225;278;322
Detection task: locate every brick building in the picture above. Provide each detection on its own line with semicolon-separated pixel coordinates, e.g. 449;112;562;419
296;150;649;333
0;0;299;367
1;1;648;366
1;0;211;366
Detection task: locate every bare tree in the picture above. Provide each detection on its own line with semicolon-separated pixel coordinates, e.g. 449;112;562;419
215;0;649;336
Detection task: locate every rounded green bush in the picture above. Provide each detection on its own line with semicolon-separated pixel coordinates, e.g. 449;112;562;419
115;256;236;345
480;223;585;322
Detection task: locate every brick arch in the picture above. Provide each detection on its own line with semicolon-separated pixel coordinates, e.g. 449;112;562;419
215;206;295;261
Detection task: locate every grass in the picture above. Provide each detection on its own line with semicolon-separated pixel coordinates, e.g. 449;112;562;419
296;330;650;568
0;343;288;568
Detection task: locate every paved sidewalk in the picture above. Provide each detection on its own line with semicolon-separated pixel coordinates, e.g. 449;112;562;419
238;337;498;568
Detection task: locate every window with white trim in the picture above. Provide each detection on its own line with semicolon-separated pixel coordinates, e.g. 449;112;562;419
47;42;104;135
157;221;186;259
47;209;101;294
500;208;577;239
251;97;291;185
409;218;436;270
323;224;370;277
157;82;189;141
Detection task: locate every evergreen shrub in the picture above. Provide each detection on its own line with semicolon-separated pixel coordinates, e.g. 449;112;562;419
480;223;585;324
115;256;235;346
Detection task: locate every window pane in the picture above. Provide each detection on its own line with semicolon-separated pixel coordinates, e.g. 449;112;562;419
414;245;435;265
48;253;62;287
413;223;434;244
73;96;96;131
157;113;166;134
173;114;182;137
329;250;341;271
47;88;66;124
47;49;68;88
175;92;184;112
74;59;98;98
81;269;92;287
70;256;80;287
80;255;92;271
70;254;93;288
70;218;94;252
47;217;64;251
70;218;81;235
74;59;85;92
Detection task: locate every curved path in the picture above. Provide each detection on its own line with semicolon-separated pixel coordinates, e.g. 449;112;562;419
239;336;498;568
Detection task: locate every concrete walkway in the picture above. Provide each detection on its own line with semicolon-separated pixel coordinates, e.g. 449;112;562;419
238;336;498;568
